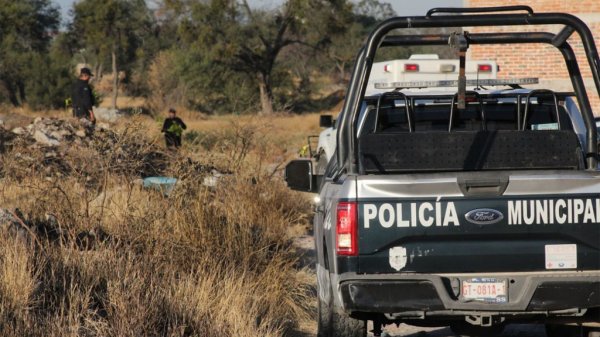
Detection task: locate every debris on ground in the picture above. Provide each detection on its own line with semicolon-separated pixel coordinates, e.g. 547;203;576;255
202;169;226;188
0;117;167;179
143;176;178;195
0;117;226;183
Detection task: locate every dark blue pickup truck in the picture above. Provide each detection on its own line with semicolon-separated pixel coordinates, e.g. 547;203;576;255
286;6;600;337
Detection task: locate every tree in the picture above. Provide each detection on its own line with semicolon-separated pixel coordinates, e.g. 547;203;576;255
26;32;78;109
0;0;60;106
166;0;351;115
326;0;396;82
72;0;153;109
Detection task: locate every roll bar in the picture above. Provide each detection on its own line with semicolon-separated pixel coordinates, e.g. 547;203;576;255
426;6;534;17
522;90;562;131
337;8;600;173
375;92;413;132
449;91;485;132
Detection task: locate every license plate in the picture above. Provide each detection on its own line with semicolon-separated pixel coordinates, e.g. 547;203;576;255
462;278;507;303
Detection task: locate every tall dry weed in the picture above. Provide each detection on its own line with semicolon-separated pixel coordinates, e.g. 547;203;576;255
0;115;314;336
0;233;38;326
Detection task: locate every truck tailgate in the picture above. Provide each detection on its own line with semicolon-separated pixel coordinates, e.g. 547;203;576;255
356;173;600;274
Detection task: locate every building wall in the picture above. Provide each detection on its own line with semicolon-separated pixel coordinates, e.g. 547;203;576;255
466;0;600;115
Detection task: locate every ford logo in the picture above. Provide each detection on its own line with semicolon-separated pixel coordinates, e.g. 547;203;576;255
465;208;504;225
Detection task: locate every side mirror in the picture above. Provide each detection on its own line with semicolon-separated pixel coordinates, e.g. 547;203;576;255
320;115;333;128
285;159;320;193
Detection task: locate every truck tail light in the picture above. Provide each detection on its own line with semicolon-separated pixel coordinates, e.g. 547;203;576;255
336;202;358;256
384;64;392;72
404;64;419;72
478;64;492;72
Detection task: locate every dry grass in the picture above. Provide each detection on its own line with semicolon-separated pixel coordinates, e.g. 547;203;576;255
0;114;317;336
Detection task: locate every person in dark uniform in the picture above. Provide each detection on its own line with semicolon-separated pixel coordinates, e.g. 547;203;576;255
71;67;96;122
161;108;187;148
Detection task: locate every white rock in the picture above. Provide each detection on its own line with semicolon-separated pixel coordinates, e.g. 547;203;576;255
202;170;225;188
49;131;64;140
11;127;26;135
75;130;86;138
96;122;110;130
33;130;60;146
93;107;121;122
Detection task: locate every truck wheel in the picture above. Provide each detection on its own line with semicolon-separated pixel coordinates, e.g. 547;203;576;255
545;324;590;337
317;295;332;337
317;280;366;337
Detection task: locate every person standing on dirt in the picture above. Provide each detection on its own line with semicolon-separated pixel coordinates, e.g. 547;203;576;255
71;67;96;123
161;108;187;148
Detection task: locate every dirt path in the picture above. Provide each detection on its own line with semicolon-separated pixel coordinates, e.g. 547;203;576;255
292;234;549;337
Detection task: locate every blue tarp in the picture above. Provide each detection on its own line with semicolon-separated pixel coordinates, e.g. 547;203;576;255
143;176;177;196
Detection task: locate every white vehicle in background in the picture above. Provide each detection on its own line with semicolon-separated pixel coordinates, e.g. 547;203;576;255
313;54;500;172
311;115;337;173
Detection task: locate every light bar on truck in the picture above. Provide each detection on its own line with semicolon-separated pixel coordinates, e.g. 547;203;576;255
374;77;539;90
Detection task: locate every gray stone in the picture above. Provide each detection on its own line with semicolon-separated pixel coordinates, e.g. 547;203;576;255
49;131;65;141
33;130;61;146
202;170;225;188
93;107;121;122
11;127;26;135
96;122;110;130
0;209;15;226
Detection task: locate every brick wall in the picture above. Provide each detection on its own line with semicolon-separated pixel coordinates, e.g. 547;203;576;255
466;0;600;115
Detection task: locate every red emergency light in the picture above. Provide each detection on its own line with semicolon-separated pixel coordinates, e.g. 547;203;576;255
404;64;419;72
478;64;493;72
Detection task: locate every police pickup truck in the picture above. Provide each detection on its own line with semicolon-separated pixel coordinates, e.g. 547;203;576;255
285;6;600;337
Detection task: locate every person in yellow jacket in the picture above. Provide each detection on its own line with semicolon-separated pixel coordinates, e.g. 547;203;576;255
161;108;187;148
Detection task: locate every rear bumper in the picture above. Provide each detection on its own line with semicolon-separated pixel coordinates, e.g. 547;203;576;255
338;271;600;319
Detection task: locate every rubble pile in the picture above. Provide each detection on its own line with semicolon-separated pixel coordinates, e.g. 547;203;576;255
0;117;169;179
0;117;221;182
0;124;16;153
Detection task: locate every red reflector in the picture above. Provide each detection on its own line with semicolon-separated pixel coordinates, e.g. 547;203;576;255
404;64;419;72
336;202;358;256
478;64;492;72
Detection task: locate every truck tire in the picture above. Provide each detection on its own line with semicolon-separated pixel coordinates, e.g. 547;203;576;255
317;277;366;337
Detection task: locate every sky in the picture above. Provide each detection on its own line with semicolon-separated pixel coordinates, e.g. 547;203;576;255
53;0;464;23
